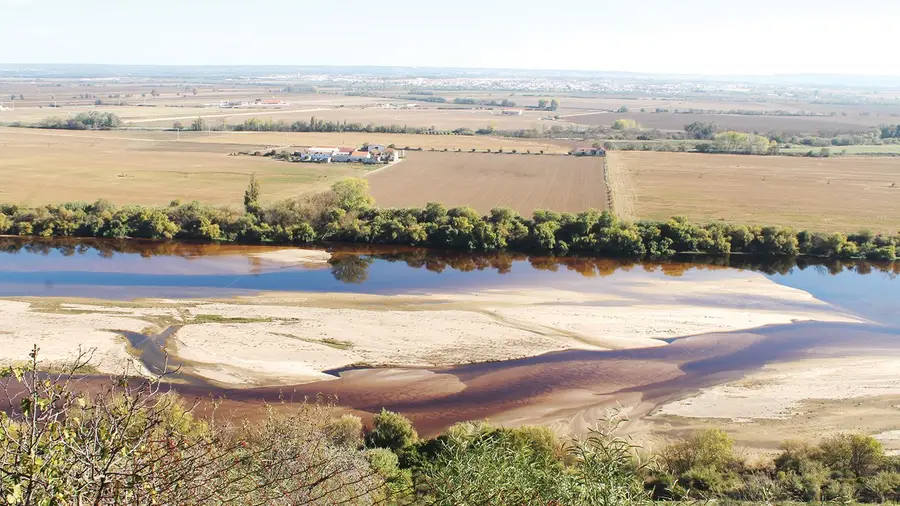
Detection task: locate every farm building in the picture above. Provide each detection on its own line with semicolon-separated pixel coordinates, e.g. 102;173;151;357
349;150;371;162
501;109;524;116
290;145;403;165
573;147;606;156
309;147;339;156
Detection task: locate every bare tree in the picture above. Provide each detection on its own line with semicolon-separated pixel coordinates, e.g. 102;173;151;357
0;346;389;505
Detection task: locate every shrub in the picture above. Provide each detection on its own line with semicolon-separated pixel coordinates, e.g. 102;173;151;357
819;433;885;478
366;409;418;451
328;413;364;448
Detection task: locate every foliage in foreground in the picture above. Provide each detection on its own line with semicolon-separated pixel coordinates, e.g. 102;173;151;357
2;349;900;505
2;177;898;261
0;349;655;505
0;348;385;506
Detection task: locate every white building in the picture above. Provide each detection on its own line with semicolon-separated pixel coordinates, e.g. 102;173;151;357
308;147;339;156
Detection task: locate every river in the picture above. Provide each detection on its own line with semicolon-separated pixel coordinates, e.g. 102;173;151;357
1;237;899;438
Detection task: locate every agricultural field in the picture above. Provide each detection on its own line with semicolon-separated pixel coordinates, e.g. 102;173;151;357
129;105;567;131
367;151;607;215
0;127;373;207
6;75;900;140
567;110;892;134
780;144;900;155
187;130;572;154
607;151;900;232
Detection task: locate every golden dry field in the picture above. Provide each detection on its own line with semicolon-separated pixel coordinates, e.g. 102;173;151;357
0;127;373;206
367;151;607;215
608;151;900;232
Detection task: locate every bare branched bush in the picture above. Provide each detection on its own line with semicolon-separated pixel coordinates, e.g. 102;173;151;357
0;346;388;506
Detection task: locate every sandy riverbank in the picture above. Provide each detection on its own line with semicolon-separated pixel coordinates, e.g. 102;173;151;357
0;271;857;386
247;248;332;266
636;355;900;455
656;356;900;420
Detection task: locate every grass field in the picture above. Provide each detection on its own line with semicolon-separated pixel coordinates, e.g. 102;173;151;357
367;152;607;215
780;144;900;155
608;151;900;232
568;110;890;134
0;127;373;206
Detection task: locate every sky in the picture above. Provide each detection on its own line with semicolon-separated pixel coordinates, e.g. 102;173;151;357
1;0;899;76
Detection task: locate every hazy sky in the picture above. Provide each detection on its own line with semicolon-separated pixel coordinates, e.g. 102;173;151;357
1;0;898;76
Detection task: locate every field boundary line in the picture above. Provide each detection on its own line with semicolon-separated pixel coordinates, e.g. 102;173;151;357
602;157;614;211
604;153;636;220
363;158;404;178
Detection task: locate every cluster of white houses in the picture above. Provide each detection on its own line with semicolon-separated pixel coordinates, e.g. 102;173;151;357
295;144;403;164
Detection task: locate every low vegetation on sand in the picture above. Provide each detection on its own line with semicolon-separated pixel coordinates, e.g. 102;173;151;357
1;177;898;260
3;350;899;505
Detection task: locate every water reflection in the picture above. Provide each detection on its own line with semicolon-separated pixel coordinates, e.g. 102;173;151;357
2;237;899;284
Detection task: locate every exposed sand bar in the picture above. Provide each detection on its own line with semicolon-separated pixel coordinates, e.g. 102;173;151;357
246;248;331;266
0;271;858;386
656;357;900;420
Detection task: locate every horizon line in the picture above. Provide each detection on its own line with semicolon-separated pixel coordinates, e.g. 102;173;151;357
2;62;900;80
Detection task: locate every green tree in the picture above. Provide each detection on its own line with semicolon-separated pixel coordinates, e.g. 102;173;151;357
331;178;375;212
613;119;640;130
366;409;418;451
684;121;718;140
663;429;736;476
243;174;261;216
819;433;885;478
550;98;560;111
190;116;206;131
538;99;549;109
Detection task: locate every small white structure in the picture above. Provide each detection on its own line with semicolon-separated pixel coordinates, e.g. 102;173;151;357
308;147;339;156
309;153;332;163
501;109;524;116
384;148;403;162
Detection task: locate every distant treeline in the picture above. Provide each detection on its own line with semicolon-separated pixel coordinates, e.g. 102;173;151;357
453;97;517;107
673;107;836;118
229;116;434;134
2;178;897;261
397;95;447;103
31;111;122;130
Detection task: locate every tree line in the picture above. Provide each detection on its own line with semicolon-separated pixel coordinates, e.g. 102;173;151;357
3;349;898;505
36;111;122;130
1;178;897;261
227;116;436;134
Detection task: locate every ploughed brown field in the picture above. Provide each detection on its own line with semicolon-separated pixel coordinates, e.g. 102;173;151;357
608;151;900;232
367;151;608;216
